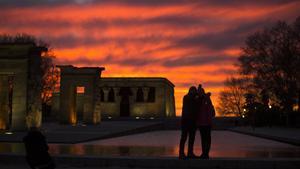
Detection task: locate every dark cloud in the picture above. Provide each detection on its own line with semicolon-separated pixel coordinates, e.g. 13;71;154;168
0;0;190;8
56;55;113;66
0;15;205;49
44;34;166;49
56;53;239;68
0;3;291;52
0;18;72;29
201;81;225;88
176;81;225;88
0;0;93;7
42;34;163;49
172;19;272;50
44;35;109;49
107;0;190;6
116;58;158;66
119;0;297;7
196;0;297;7
56;55;157;67
56;53;238;68
200;68;237;76
0;15;204;30
83;15;203;28
175;82;196;88
0;0;296;8
4;17;269;50
163;55;237;67
56;57;100;65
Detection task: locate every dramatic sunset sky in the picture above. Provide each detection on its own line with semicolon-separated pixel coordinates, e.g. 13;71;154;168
1;0;299;116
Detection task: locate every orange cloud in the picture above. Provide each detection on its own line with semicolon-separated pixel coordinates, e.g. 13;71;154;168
1;1;299;116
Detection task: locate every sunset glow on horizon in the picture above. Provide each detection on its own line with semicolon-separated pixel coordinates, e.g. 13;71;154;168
1;0;299;116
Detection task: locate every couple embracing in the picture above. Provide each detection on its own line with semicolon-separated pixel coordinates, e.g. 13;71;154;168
179;84;215;159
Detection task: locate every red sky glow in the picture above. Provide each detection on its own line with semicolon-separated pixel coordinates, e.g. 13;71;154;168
1;0;299;116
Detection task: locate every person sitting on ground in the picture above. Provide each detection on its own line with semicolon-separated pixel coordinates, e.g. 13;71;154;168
23;127;55;169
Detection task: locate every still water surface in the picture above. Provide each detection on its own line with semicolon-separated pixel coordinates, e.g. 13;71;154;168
0;131;299;158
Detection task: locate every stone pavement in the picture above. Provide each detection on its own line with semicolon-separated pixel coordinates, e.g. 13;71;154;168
0;121;163;143
230;126;300;146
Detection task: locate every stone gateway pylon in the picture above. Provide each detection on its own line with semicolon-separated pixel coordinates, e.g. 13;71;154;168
0;44;46;131
58;65;104;125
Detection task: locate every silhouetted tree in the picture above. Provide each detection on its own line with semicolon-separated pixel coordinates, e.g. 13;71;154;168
217;77;247;117
0;34;59;109
238;17;300;113
41;51;59;105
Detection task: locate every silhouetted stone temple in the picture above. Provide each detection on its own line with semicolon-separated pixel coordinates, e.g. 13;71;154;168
52;66;176;124
0;44;46;131
56;65;105;124
96;77;175;118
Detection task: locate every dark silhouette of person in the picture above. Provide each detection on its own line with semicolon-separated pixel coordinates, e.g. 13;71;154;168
179;86;198;159
23;127;55;169
196;85;215;159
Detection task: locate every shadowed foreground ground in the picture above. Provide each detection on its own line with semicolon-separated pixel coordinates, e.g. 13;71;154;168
0;154;299;169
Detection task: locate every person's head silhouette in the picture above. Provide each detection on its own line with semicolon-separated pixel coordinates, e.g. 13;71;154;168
197;84;205;96
188;86;197;96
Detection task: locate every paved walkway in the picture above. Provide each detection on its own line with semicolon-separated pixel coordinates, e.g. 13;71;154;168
0;121;163;143
230;126;300;146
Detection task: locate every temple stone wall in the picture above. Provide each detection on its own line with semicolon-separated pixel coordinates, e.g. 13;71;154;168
165;85;176;117
129;84;165;117
97;78;175;118
0;44;44;131
52;77;175;119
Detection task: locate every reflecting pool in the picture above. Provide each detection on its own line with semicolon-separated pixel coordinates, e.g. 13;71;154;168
0;131;299;158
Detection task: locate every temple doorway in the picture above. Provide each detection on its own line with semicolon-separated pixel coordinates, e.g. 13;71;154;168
119;87;132;117
76;86;85;123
